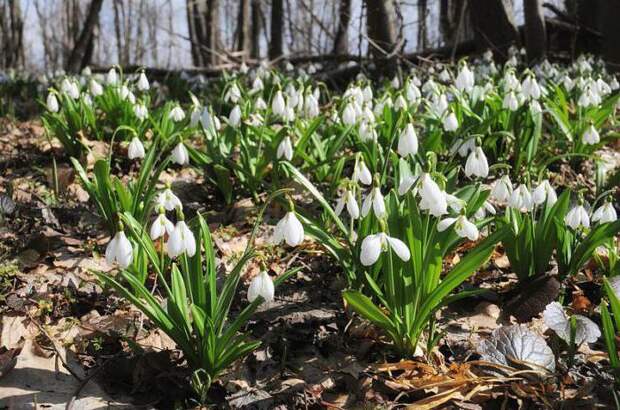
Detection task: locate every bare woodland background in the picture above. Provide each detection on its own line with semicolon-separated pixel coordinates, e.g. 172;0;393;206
1;0;620;74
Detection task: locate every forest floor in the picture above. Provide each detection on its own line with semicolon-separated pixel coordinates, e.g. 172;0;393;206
0;119;618;409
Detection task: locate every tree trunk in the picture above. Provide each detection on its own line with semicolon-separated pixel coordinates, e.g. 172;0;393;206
0;0;24;68
66;0;104;73
524;0;546;62
204;0;221;65
601;1;620;68
250;0;261;59
417;0;428;50
268;0;284;60
364;0;398;59
332;0;351;54
236;0;251;59
186;0;221;67
469;0;519;60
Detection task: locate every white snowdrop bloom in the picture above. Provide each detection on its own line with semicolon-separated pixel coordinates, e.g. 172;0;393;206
239;62;249;74
272;212;305;247
82;93;93;106
474;200;497;220
189;107;202;127
248;271;274;303
419;173;448;217
361;187;386;218
438;215;479;241
592;202;617;224
251;76;264;92
503;92;519;111
431;93;449;117
134;104;148;121
352;160;372;186
285;85;299;108
106;68;119;85
530;100;542;116
491;175;513;203
465;147;489;178
150;213;174;240
156;188;182;211
229;105;242;127
406;82;421;102
565;204;590;229
46;93;59;112
455;64;475;92
509;184;533;212
362;85;373;102
342;103;357;126
171;142;189;165
255;97;267;110
438;68;451;83
532;180;557;206
167;220;196;258
335;190;360;219
582;124;600;145
397;124;418;158
422;78;438;95
167;106;185;122
610;77;619;91
562;75;574;91
596;78;611;96
127;137;145;160
105;230;133;268
521;75;541;100
394;95;408;111
272;90;287;117
304;94;320;118
225;83;241;103
362;105;375;123
391;76;400;88
450;138;475;158
543;302;600;346
136;72;150;91
443;111;459;132
359;120;377;143
446;193;466;213
61;78;80;99
89;79;103;96
398;172;417;196
503;71;520;92
277;136;293;161
360;232;410;266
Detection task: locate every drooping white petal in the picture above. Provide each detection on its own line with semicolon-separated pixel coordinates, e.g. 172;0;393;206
248;271;275;303
360;233;384;266
386;236;411;262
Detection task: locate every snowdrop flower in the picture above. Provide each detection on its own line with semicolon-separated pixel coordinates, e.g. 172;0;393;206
491;175;512;203
134;104;148;121
255;97;267;110
503;91;519;111
503;70;520;92
272;90;287;117
431;93;448;117
272;212;304;247
251;77;264;93
248;271;274;303
105;229;133;268
89;79;103;96
358;120;377;142
521;75;541;100
127;137;145;160
362;187;386;218
582;124;600;145
362;85;373;102
456;64;475;92
342;103;357;126
474;200;496;220
169;106;185;122
509;184;533;212
610;77;619;91
171;142;189;165
446;193;466;213
438;214;479;241
592;201;617;224
225;83;241;103
167;218;196;258
106;68;119;85
156;187;182;211
451;138;476;158
562;75;574;91
61;79;80;99
397;124;418;158
349;161;370;188
419;173;448;217
406;82;421;102
438;68;451;83
150;210;174;240
530;100;542;116
137;72;150;91
443;111;459;131
335;189;360;219
465;147;489;178
398;171;417;196
277;136;293;161
360;232;410;266
239;62;249;74
304;94;320;118
532;180;557;206
229;105;242;127
391;76;400;88
46;93;59;112
543;302;600;346
565;203;590;229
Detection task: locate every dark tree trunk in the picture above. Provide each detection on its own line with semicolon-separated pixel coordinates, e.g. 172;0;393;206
236;0;251;59
469;0;519;60
332;0;351;54
250;0;262;59
601;0;620;68
364;0;398;58
0;0;24;68
565;0;603;56
186;0;221;67
524;0;546;62
66;0;104;73
269;0;284;60
203;0;221;65
418;0;428;50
